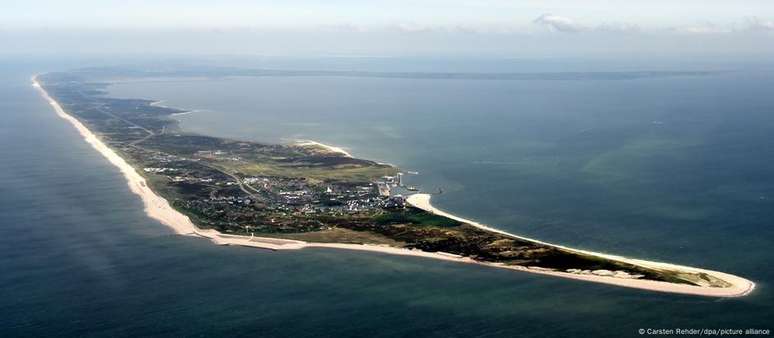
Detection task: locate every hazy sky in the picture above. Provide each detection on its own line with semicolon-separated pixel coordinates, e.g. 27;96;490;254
2;0;774;59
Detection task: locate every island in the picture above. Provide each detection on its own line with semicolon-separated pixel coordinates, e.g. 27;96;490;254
32;68;755;297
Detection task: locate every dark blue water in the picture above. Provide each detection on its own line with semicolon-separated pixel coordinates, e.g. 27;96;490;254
2;59;773;337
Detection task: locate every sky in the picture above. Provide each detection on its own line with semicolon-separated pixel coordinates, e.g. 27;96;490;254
2;0;774;60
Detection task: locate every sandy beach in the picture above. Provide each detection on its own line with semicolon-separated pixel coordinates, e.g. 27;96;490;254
406;194;755;297
34;76;754;297
295;140;353;157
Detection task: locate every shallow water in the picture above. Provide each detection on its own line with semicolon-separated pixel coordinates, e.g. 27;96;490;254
2;59;772;337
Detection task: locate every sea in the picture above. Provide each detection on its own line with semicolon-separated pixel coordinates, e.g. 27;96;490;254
1;57;773;337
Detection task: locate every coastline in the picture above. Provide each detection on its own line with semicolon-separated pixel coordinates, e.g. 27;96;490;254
295;140;353;157
33;75;755;297
406;194;755;297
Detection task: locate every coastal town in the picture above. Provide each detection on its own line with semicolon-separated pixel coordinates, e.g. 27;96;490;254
138;147;410;234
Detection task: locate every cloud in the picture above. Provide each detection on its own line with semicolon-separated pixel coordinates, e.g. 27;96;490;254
530;13;774;36
532;14;639;34
596;22;640;33
671;22;733;34
533;14;587;33
667;18;774;34
392;22;437;33
746;17;774;31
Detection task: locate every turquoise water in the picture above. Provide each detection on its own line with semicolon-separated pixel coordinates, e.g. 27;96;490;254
2;59;773;337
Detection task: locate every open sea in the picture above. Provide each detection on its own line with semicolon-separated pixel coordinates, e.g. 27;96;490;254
1;57;773;337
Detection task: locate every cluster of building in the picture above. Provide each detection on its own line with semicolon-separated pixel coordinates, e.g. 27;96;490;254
241;174;405;213
195;150;241;161
143;167;177;174
133;145;416;233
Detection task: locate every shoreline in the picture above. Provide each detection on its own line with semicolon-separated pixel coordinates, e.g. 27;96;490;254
295;140;353;157
33;75;755;298
405;194;755;297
